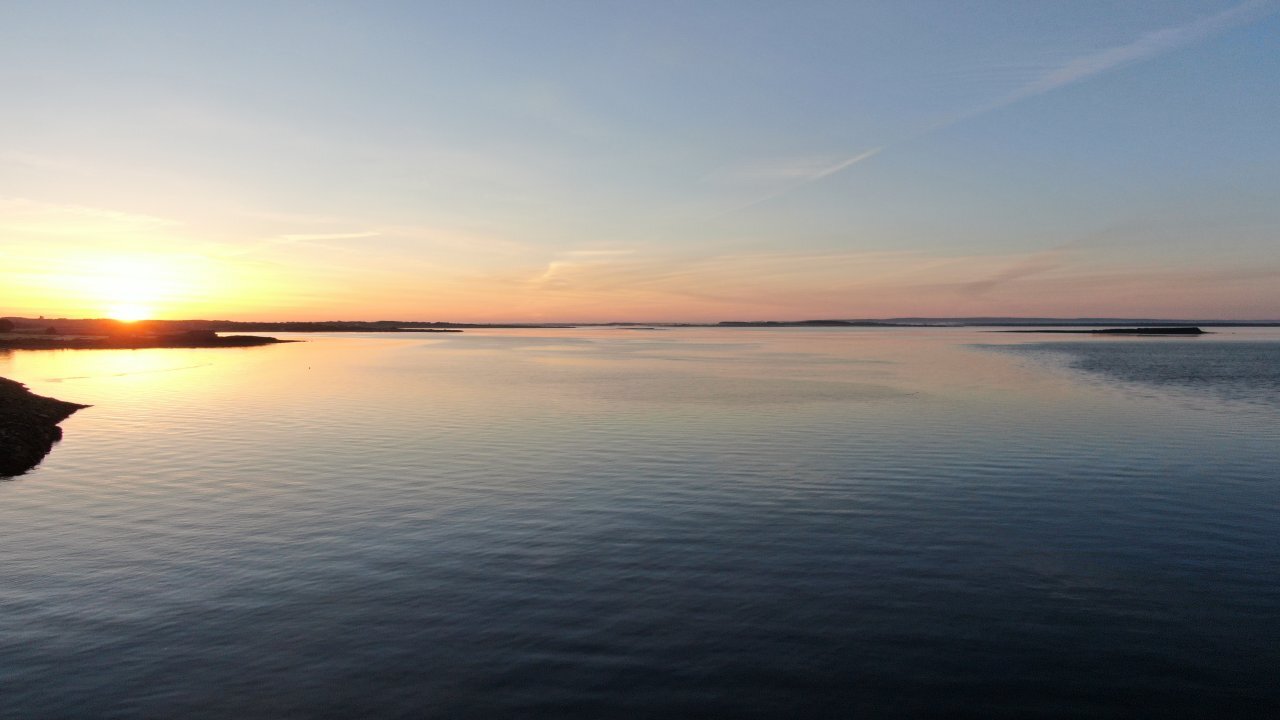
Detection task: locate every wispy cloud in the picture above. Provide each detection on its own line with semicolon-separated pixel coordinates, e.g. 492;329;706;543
961;248;1072;296
0;198;179;246
278;231;382;243
0;151;93;175
713;147;883;215
224;231;385;255
236;210;353;225
226;221;531;263
531;248;636;286
722;0;1275;213
948;0;1278;125
709;151;883;184
402;240;1280;321
808;148;885;181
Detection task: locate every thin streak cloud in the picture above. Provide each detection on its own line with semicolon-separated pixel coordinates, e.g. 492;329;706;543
961;249;1071;297
717;148;883;216
950;0;1279;125
278;232;382;242
732;0;1275;211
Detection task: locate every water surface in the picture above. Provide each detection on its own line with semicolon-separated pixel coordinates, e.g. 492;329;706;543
2;328;1277;718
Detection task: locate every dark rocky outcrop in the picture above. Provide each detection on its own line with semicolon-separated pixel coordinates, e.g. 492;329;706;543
0;378;88;477
0;333;293;350
999;327;1207;335
1091;327;1206;335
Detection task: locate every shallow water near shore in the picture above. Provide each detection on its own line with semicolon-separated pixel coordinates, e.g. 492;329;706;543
2;327;1278;718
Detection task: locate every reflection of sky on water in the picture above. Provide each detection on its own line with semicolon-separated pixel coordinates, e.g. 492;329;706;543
991;338;1280;410
2;327;1278;717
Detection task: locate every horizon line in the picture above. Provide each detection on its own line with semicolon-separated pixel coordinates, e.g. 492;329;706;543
5;314;1279;326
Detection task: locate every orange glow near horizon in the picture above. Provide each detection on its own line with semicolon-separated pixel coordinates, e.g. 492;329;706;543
86;259;171;322
107;303;153;323
4;235;1278;323
9;252;241;322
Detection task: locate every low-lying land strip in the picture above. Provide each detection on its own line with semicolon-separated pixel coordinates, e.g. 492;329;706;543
998;327;1207;335
0;329;293;350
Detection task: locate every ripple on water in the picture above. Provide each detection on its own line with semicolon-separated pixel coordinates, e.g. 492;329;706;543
1;328;1278;717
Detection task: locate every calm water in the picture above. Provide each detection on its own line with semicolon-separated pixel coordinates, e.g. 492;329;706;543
1;327;1277;718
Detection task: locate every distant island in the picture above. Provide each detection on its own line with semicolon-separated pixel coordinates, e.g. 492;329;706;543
713;318;1275;328
0;328;293;351
0;377;87;477
998;327;1207;335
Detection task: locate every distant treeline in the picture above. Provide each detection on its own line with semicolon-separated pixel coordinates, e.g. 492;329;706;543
3;316;1276;335
718;320;890;327
0;318;569;334
717;318;1280;327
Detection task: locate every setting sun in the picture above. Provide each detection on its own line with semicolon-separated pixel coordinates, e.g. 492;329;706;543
85;258;169;321
107;303;152;322
36;254;228;322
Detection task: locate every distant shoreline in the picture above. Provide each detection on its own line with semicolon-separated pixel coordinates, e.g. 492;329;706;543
2;316;1278;335
996;327;1208;336
0;330;294;351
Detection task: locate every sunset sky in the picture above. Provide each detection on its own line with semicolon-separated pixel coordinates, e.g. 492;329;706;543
3;1;1278;321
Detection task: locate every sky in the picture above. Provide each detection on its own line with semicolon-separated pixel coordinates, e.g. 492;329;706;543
2;0;1278;322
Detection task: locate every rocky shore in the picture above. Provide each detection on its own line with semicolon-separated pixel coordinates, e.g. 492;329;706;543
0;377;88;477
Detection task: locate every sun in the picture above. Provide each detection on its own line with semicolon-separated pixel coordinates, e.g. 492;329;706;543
86;258;173;322
108;303;153;323
44;252;223;322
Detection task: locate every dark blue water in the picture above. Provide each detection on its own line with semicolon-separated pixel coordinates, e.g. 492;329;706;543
1009;340;1280;409
1;328;1277;717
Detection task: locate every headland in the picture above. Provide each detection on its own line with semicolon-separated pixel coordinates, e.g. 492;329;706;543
0;329;293;351
0;378;88;477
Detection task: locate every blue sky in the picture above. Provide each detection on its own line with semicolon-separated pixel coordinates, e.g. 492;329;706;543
2;1;1278;320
